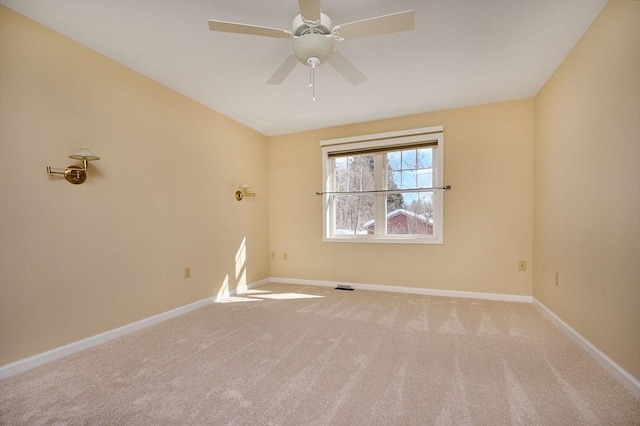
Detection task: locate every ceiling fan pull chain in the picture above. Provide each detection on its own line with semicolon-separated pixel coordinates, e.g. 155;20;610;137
307;57;320;102
312;66;316;101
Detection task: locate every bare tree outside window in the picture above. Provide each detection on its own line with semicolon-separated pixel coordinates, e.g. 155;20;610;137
333;154;375;234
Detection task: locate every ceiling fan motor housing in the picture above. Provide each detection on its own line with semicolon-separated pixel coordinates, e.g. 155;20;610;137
292;12;332;36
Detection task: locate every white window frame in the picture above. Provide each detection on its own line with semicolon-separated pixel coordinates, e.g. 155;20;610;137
320;126;444;244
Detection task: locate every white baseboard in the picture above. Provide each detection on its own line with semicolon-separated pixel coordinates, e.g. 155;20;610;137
0;279;266;380
267;277;533;303
5;278;636;401
533;298;640;399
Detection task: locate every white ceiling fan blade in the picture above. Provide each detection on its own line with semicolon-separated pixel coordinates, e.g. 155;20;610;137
328;50;366;86
298;0;321;23
332;10;414;40
267;55;299;85
208;20;292;39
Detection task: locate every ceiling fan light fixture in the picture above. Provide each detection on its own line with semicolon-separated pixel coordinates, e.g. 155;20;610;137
293;33;333;66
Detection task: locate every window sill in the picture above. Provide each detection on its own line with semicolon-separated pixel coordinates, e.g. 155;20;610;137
324;236;443;245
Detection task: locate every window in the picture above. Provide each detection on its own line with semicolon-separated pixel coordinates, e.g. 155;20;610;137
320;126;444;244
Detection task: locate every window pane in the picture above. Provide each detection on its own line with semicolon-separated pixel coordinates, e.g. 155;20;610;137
334;154;375;192
387;151;401;171
400;171;417;189
334;157;348;191
389;171;402;190
417;169;433;188
333;194;375;235
385;192;434;235
417;148;433;168
402;150;417;169
386;192;405;215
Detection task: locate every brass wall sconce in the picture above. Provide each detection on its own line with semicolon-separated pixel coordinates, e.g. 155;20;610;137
235;184;255;201
47;148;100;185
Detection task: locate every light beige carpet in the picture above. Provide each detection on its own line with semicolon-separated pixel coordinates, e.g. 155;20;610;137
1;283;638;425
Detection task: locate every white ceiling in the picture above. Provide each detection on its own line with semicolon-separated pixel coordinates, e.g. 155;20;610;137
1;0;606;136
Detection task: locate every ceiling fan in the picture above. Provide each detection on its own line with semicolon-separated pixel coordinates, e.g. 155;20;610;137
208;0;414;100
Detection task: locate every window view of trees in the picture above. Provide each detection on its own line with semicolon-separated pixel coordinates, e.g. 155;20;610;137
332;147;435;235
333;155;375;234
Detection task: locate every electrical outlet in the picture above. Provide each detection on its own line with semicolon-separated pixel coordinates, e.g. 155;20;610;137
555;272;559;287
518;261;526;271
283;252;288;260
184;267;191;279
270;251;275;260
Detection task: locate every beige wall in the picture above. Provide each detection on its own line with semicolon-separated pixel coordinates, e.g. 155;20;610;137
268;99;534;295
3;0;636;387
0;7;270;365
534;1;640;380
